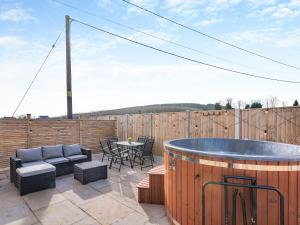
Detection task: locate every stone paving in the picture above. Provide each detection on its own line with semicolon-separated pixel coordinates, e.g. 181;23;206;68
0;155;170;225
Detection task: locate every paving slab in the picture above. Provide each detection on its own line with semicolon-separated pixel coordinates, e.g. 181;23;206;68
34;200;88;225
79;195;134;225
71;216;101;225
23;189;66;211
0;201;38;225
88;179;115;191
111;211;148;225
59;181;103;206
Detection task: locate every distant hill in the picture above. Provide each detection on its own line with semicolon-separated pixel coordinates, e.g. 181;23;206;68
66;103;216;118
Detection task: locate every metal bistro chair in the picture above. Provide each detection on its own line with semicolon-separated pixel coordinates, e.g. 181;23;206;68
107;141;131;172
137;136;148;143
99;139;114;162
133;138;155;170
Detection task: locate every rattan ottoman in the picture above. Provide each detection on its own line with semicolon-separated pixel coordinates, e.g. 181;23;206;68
74;161;107;185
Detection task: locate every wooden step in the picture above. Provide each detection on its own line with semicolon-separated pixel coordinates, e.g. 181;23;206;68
137;177;150;203
148;165;165;175
137;165;165;204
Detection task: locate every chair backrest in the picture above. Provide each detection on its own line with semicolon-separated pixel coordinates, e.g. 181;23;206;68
108;136;118;142
142;138;154;156
99;140;110;154
137;136;148;143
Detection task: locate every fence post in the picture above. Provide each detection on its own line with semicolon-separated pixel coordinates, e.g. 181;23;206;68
26;114;32;148
149;113;153;137
185;110;190;138
235;109;240;139
125;114;129;139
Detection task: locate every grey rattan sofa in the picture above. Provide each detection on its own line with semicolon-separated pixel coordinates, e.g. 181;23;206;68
10;144;91;195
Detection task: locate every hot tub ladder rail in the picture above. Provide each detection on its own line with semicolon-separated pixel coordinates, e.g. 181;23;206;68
224;175;257;225
202;175;285;225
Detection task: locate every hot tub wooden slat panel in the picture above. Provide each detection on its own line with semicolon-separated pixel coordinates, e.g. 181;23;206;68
256;161;268;225
194;162;202;225
289;162;297;225
267;161;279;225
176;152;182;224
298;162;300;225
211;158;222;225
187;155;195;225
171;153;176;222
244;160;257;225
279;161;289;225
233;159;245;225
203;158;212;225
181;153;188;225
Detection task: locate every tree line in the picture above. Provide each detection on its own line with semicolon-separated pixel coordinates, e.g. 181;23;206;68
214;97;299;110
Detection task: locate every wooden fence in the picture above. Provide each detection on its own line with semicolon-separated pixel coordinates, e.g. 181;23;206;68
88;107;300;156
0;117;116;169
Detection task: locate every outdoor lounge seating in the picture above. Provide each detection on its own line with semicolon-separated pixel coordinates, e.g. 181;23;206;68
10;144;91;195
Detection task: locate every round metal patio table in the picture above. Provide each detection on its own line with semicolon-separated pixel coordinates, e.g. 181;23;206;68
116;141;144;168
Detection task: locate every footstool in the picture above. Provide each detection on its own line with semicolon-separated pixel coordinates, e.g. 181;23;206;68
74;161;107;185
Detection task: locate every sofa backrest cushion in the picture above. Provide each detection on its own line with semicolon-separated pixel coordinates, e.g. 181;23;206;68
63;144;82;157
16;147;43;163
42;145;63;159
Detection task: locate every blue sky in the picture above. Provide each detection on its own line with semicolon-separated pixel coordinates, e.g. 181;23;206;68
0;0;300;117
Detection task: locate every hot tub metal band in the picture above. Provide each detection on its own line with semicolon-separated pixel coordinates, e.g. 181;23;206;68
165;149;300;171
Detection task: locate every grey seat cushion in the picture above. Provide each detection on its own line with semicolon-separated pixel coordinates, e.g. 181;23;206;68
16;147;43;163
63;144;82;157
22;161;49;167
66;155;87;162
42;145;63;159
45;157;69;165
16;163;56;177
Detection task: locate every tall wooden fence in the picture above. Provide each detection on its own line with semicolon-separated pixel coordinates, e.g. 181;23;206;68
89;107;300;156
0;118;116;169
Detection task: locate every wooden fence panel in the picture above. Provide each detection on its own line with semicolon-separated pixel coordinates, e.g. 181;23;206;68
0;119;28;169
152;112;186;155
189;110;235;139
240;108;300;145
0;118;116;168
30;120;80;148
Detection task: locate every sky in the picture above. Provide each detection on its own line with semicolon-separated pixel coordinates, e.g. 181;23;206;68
0;0;300;117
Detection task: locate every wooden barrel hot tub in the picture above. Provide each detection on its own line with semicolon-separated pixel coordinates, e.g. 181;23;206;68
164;138;300;225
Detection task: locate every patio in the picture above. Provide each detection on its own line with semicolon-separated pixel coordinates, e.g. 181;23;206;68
0;154;170;225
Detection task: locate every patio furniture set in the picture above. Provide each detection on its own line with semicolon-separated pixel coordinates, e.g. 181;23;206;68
9;136;155;196
100;136;155;171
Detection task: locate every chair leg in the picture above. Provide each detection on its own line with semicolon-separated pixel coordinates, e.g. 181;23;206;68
119;159;122;172
101;153;105;162
109;157;114;169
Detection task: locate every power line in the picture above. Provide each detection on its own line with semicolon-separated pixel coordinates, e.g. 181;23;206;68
71;18;300;84
121;0;300;71
51;0;254;70
12;31;63;117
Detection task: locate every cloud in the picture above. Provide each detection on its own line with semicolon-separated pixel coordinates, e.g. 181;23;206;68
0;36;26;47
259;1;300;19
0;7;35;22
196;18;223;27
229;27;300;48
205;0;242;13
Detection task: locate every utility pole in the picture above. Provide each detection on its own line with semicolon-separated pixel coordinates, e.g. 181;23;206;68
65;15;73;119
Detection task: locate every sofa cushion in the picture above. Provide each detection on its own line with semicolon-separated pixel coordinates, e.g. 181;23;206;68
16;163;56;177
66;155;87;162
22;161;49;167
45;157;69;165
42;145;63;159
16;147;43;163
63;144;82;157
